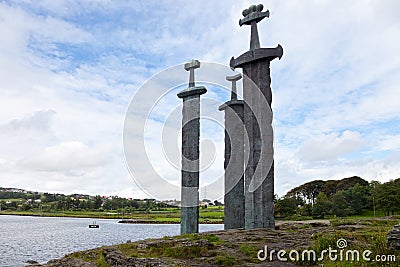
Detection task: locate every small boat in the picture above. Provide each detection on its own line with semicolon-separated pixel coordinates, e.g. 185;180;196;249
89;221;99;228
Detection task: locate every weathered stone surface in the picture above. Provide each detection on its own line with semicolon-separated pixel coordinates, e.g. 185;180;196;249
220;74;245;230
242;60;275;229
387;224;400;250
220;101;245;230
43;258;97;267
231;4;283;230
177;59;207;234
103;247;127;266
184;59;201;88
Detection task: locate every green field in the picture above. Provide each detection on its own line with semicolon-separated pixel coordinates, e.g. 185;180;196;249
0;206;225;223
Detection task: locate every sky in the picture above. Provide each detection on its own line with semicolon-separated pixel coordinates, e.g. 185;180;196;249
0;0;399;200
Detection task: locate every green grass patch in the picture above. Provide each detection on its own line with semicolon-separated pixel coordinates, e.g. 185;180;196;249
68;249;109;267
117;243;138;258
161;245;208;258
178;233;201;241
213;255;238;266
204;234;224;245
301;219;400;266
239;244;260;263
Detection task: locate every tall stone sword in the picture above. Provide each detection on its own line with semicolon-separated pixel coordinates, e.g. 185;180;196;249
230;4;283;229
177;59;207;234
219;73;245;230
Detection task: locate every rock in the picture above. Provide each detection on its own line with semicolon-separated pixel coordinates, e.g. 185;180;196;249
336;224;365;231
103;247;129;266
26;260;39;265
309;222;330;227
126;258;172;267
387;224;400;250
44;258;97;267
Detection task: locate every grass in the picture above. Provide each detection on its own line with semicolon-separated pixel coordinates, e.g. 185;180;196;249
0;198;23;202
345;209;386;219
204;234;223;244
68;249;109;267
213;255;238;266
59;216;399;266
117;233;222;260
0;207;225;223
299;218;400;266
239;244;261;263
161;245;208;259
125;240;210;259
3;207;390;224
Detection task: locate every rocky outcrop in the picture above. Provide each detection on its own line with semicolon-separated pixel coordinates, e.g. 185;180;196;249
27;219;400;267
101;247;173;267
387;224;400;250
27;258;97;267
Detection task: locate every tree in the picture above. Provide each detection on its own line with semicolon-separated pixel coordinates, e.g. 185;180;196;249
92;195;103;210
286;180;325;204
375;179;400;215
214;200;223;206
312;192;332;218
335;176;368;192
299;203;313;217
331;190;352;217
330;183;369;217
321;176;368;198
321;180;339;197
348;183;368;214
275;197;298;217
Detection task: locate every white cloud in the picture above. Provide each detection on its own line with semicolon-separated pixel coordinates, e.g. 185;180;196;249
0;0;399;199
19;141;106;172
297;131;364;162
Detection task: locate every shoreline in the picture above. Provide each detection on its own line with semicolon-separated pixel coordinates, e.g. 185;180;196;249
27;217;400;266
0;212;223;224
118;219;223;224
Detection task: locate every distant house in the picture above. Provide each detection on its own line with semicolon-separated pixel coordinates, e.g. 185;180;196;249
199;201;209;208
164;199;180;207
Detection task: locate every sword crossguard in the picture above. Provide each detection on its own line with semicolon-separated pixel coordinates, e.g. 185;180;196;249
226;73;242;100
184;59;201;88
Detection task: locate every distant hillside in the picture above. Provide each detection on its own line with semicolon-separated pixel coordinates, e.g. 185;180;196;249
285;176;368;204
0;187;28;193
276;176;400;218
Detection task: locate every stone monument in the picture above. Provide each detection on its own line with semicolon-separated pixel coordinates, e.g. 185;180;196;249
219;73;245;230
230;4;283;229
177;59;207;234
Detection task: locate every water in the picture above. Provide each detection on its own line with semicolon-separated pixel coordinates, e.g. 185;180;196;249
0;215;223;267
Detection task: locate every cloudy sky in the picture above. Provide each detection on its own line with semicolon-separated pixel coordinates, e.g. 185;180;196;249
0;0;399;200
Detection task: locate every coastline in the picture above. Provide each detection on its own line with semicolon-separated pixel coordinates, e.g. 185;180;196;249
118;219;222;224
0;212;223;224
26;217;400;267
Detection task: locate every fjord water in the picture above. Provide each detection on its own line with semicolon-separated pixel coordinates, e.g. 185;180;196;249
0;215;223;267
